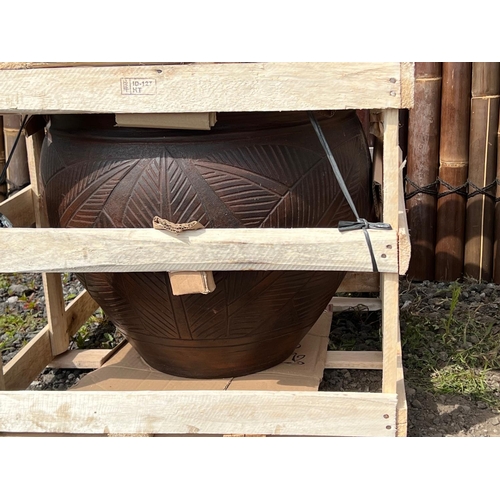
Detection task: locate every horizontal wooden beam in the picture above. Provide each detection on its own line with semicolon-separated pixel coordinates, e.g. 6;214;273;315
0;62;413;114
327;297;382;312
0;185;35;227
0;390;397;436
325;351;383;370
337;272;380;293
0;227;399;273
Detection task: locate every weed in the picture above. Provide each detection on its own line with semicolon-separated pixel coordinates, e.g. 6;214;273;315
401;281;500;408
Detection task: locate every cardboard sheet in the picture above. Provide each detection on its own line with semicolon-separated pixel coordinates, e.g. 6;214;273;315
72;311;332;393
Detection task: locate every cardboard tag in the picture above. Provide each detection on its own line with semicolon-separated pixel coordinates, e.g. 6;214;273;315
152;216;216;296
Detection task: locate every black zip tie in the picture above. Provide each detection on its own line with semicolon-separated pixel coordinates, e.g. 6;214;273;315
307;112;391;273
0;115;30;185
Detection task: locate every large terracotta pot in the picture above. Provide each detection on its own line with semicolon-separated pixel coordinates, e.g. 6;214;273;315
40;111;373;378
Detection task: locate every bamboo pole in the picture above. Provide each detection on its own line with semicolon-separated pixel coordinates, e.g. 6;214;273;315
435;63;472;281
406;62;442;280
464;63;500;281
494;86;500;283
2;114;29;196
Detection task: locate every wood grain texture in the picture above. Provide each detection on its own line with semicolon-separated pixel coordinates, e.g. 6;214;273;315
396;324;407;437
381;273;400;394
400;62;415;109
0;185;35;226
3;289;98;390
464;63;500;281
336;272;380;293
2;114;29;193
3;325;52;390
325;351;383;370
381;109;400;395
406;62;442;280
0;227;399;273
0;358;5;391
327;297;381;312
398;165;411;274
435;63;472;281
0;390;397;436
0;63;410;114
48;349;111;369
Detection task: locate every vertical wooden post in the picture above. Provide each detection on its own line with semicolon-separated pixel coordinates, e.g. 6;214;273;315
406;62;442;281
0;116;6;203
26;130;69;356
0;356;5;390
381;108;400;395
3;114;30;195
435;62;472;281
464;63;500;281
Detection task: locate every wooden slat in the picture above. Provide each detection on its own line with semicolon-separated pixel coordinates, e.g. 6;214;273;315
26;129;69;356
0;358;5;391
0;63;411;114
0;390;397;436
3;326;52;391
0;227;399;273
65;290;99;338
398;165;411;274
396;325;407;437
3;291;99;390
43;273;67;356
381;108;401;395
327;297;381;312
0;185;35;227
325;351;383;370
48;349;111;370
336;272;380;293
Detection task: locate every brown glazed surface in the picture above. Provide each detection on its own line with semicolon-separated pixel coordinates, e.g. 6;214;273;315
40;111;373;378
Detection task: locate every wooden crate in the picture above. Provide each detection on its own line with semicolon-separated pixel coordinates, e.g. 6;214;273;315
0;62;413;437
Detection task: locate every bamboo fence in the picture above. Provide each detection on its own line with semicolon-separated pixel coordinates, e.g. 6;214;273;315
464;63;500;282
406;63;442;281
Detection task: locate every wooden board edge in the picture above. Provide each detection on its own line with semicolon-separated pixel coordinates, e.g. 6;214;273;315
327;297;381;312
48;349;112;370
0;227;400;274
400;62;415;109
0;391;397;436
3;325;52;390
3;290;99;390
398;164;411;274
0;185;35;227
396;324;408;437
325;351;383;370
337;272;380;293
0;62;407;113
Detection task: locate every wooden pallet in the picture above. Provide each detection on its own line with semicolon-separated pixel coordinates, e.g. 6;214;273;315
0;62;413;437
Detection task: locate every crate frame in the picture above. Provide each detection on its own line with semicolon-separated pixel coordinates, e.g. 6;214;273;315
0;62;413;436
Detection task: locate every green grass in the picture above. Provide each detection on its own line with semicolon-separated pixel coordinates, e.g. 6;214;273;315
401;282;500;407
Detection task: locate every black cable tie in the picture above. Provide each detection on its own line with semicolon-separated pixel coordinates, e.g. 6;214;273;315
338;219;392;232
307;112;392;274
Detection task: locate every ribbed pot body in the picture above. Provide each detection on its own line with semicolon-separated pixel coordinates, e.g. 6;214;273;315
40;111;373;378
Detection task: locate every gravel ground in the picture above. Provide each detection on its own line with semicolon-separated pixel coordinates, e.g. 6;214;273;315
1;272;499;436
